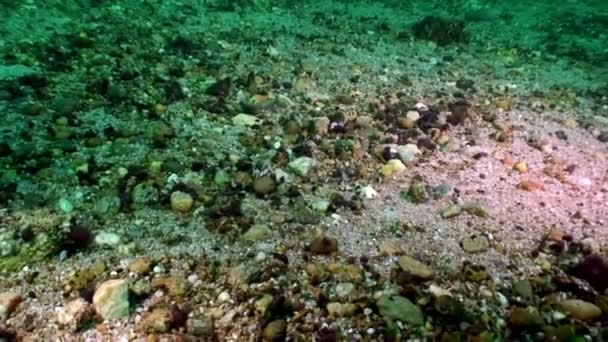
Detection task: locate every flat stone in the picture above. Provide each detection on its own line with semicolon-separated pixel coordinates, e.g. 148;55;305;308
57;298;91;331
377;295;424;326
232;113;261;127
561;299;602;321
461;235;490;253
398;255;435;281
0;292;22;320
142;308;171;333
288;157;315;177
93;279;130;320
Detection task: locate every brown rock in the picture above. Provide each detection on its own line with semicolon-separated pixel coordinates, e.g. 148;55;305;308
0;292;22;320
152;276;189;298
309;237;338;255
398;255;435;281
263;319;286;342
517;180;544;191
561;299;602;321
57;298;91;331
142;308;171;333
128;258;152;275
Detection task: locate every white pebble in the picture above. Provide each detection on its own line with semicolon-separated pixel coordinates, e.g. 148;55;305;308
218;291;230;303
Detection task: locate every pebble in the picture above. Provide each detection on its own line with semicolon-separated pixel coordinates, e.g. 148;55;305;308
327;302;356;317
170;191;194;213
152;276;189;298
263;319;287;341
253;175;276;195
398;255;435;281
288;157;315;177
94;231;121;247
128;258;152;275
513;161;528;173
57;298;90;331
309;237;338;254
335;282;356;300
187;317;214;337
242;224;272;242
142;308;171;333
312;117;330;136
217;291;231;303
517;180;544;191
461;235;490;253
380;159;406;179
376;295;424;326
0;292;22;320
509;306;545;330
378;241;402;255
93;279;130;320
560;299;602;321
396;144;421;163
57;197;74;214
232;113;262;127
439;204;463;218
255;294;274;315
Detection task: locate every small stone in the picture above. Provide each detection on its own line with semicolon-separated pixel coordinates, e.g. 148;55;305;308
0;292;22;320
380;159;406;179
217;291;230;303
396;144;421;163
356;115;373;128
253;175;276;195
255;294;274;315
57;298;91;331
57;197;74;214
561;299;602;321
170;191;194;213
93;279;130;320
461;235;490;253
152;276;189;298
142;308;171;333
513;279;534;300
128;258;152;275
335;282;356;300
312;117;330;136
288;157;315;177
398;255;435;281
509;306;544;330
187;317;214;337
406;177;429;203
309;237;338;255
378;241;402;255
439;204;462;218
94;231;121;247
513;161;528;173
377;295;424;326
232;113;262;127
242;224;272;242
263;319;287;342
512;279;533;301
327;302;356;317
517;180;544;191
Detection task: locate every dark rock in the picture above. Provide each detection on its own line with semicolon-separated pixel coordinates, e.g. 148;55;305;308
0;141;11;157
309;237;338;255
447;99;471;125
412;16;468;46
206;78;232;97
598;131;608;142
571;254;608;292
455;78;475;90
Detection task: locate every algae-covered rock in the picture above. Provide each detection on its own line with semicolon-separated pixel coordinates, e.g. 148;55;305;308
377;295;424;326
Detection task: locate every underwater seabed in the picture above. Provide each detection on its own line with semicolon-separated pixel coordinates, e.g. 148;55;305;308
0;0;607;340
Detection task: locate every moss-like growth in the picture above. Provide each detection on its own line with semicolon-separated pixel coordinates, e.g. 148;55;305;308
412;16;468;46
